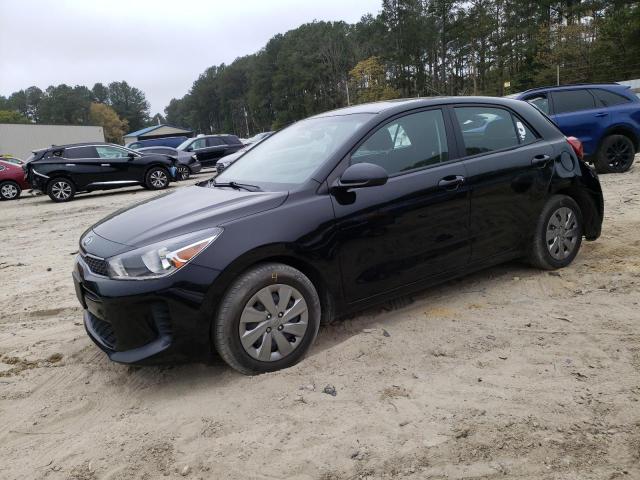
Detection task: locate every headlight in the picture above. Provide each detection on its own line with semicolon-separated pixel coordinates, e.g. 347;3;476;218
106;228;223;280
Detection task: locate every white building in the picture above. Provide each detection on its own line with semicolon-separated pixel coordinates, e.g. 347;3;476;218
0;124;105;160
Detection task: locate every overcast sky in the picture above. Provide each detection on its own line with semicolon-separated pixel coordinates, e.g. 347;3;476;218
0;0;381;115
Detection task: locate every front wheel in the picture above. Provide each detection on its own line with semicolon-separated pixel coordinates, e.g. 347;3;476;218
177;165;190;181
213;263;321;375
47;177;76;202
0;181;21;200
144;167;170;190
529;195;583;270
594;134;635;174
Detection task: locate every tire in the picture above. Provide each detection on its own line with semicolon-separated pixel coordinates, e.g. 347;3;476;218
47;177;76;202
213;263;321;375
529;195;583;270
177;165;190;181
0;181;21;200
144;166;170;190
594;134;635;174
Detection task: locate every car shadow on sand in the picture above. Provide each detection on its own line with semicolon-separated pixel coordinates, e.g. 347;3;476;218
101;259;538;393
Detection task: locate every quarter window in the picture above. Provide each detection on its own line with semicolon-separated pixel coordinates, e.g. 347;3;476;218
96;146;129;158
454;107;525;155
351;109;449;175
552;89;595;114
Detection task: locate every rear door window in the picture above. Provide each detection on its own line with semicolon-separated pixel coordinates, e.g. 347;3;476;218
207;137;225;147
551;89;596;114
96;146;129;158
454;107;529;156
223;135;243;145
64;146;98;159
590;89;632;107
351;109;449;174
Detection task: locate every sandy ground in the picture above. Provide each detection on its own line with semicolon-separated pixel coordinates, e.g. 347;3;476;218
1;163;639;480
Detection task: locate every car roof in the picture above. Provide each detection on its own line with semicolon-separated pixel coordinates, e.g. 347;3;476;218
519;83;629;95
33;142;118;153
312;96;531;118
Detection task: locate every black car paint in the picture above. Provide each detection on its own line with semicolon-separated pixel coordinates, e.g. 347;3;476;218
73;97;604;364
136;146;203;174
180;135;244;167
28;143;178;194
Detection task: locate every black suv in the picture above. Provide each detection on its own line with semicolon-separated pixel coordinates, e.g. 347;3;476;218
74;97;603;374
28;143;178;202
175;135;244;167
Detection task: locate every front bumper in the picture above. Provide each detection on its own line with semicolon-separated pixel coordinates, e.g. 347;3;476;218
73;254;219;364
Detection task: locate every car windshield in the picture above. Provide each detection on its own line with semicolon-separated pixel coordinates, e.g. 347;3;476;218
215;114;373;189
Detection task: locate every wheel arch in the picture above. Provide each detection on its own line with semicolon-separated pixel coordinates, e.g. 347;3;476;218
204;247;339;328
600;124;639;151
554;185;601;240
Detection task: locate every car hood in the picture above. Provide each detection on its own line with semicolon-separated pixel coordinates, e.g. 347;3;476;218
91;185;287;247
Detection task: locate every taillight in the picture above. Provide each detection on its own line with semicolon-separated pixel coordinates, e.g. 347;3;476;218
566;136;584;161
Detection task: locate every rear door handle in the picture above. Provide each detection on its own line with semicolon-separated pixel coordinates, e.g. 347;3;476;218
438;175;465;190
100;163;110;167
531;154;551;166
594;112;608;117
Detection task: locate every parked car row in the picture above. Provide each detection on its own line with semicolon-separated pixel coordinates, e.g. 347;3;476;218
2;131;268;202
514;83;639;173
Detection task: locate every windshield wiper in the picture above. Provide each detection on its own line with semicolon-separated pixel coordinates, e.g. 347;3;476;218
211;180;262;192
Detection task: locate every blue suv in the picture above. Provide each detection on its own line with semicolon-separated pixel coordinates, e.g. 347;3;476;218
516;84;640;173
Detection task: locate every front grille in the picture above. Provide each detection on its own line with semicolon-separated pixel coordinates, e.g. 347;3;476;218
87;314;117;350
82;255;109;276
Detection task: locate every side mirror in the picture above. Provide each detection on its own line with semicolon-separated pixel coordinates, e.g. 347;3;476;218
127;152;136;161
334;162;388;190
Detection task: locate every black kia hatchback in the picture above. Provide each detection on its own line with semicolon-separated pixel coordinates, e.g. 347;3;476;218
74;97;604;374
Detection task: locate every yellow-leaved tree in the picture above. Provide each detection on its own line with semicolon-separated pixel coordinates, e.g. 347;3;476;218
349;56;400;104
89;103;129;144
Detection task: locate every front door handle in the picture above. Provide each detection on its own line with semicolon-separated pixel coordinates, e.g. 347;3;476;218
531;154;551;167
438;175;465;190
100;163;110;167
594;112;608;117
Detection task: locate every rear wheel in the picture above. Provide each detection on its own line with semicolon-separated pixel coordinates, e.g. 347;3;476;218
213;263;321;375
0;181;21;200
529;195;583;270
594;134;635;173
144;167;170;190
47;177;76;202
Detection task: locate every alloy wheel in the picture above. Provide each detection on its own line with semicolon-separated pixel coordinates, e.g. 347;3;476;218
178;166;190;180
238;284;309;362
1;183;18;199
51;181;72;200
150;170;168;188
546;206;579;260
605;139;633;171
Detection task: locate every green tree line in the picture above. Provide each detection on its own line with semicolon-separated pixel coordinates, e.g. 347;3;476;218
1;1;639;139
165;0;639;135
0;81;150;133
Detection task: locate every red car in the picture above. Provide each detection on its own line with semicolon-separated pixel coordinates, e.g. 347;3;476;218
0;159;30;200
